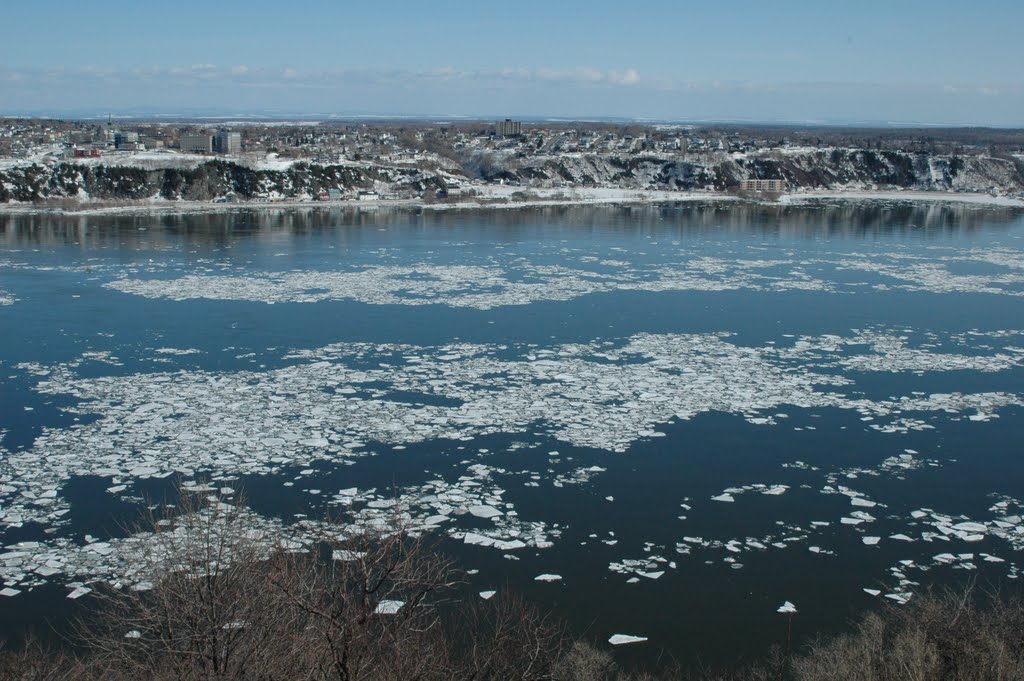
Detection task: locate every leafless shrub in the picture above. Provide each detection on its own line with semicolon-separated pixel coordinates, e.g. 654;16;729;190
74;492;308;680
0;635;92;681
449;591;565;680
269;519;461;681
791;585;1024;681
552;641;617;681
1;488;564;681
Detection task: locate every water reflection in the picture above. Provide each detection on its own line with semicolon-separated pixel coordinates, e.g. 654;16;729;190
0;202;1020;251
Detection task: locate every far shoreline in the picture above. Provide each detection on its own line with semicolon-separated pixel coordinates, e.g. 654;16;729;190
0;188;1022;218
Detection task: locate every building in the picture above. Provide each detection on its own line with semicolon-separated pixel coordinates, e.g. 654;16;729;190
214;130;242;155
70;147;103;158
180;134;213;154
114;131;139;149
436;182;463;199
495;119;522;137
740;178;786;192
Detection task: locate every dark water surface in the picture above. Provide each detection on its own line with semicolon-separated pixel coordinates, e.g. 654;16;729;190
1;202;1024;670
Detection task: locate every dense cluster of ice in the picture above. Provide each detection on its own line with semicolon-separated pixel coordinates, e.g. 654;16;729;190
1;501;322;596
101;260;833;309
0;318;1020;600
90;243;1024;309
4;328;1021;534
330;462;559;551
834;330;1024;373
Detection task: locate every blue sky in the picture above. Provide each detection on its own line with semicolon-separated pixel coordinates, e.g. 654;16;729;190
2;0;1022;124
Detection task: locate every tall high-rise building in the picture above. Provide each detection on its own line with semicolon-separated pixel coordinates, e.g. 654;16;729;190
214;130;242;155
495;119;522;137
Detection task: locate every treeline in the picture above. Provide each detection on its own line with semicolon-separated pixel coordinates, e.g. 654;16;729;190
1;494;1023;680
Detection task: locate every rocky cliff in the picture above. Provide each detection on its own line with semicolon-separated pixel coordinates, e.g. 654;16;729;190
478;149;1024;194
0;159;446;203
1;149;1022;204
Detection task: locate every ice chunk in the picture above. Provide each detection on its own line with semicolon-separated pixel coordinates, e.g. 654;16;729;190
608;634;647;646
534;574;562;582
67;586;92;599
375;600;404;615
468;505;503;519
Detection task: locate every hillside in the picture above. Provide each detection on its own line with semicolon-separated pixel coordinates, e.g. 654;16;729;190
1;148;1022;204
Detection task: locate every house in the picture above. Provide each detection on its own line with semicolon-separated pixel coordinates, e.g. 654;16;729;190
357;190;379;201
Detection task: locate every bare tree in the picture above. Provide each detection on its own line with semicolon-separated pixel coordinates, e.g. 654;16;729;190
269;519;461;681
76;493;308;680
40;488;564;681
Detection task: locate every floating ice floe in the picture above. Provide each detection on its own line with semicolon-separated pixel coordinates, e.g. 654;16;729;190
6;327;1018;539
534;574;562;582
608;634;648;646
608;556;673;582
67;586;92;599
712;484;788;502
0;321;1022;594
374;600;405;615
153;348;202;356
82;241;1024;313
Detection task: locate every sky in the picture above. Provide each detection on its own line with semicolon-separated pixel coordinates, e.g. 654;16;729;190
2;0;1022;125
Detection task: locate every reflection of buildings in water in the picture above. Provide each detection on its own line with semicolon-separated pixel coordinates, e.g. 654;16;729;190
0;202;1020;249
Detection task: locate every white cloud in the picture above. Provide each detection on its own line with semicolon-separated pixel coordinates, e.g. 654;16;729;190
608;69;640;86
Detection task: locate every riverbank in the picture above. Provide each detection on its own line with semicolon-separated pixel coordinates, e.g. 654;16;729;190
0;187;1022;217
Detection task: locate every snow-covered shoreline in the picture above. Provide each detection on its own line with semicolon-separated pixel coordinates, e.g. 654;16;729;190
0;188;1022;218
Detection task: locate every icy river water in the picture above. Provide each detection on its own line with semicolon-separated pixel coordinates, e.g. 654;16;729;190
1;201;1024;668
